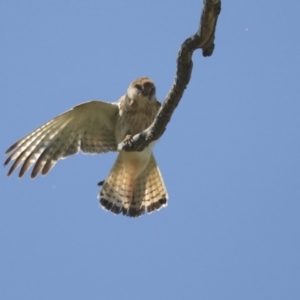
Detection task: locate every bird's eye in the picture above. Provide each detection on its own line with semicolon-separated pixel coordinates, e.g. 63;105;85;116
135;84;142;90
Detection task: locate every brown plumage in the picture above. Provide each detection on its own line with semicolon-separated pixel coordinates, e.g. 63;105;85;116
4;77;168;217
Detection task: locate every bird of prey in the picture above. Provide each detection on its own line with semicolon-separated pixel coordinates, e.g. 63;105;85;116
4;77;168;217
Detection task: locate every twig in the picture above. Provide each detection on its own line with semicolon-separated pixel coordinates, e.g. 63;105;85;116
120;0;221;152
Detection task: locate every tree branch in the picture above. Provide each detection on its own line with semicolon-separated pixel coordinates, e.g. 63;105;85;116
119;0;221;152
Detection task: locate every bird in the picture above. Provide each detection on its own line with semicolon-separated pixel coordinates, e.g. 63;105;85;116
4;77;168;217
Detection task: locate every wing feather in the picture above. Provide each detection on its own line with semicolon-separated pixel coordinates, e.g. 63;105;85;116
4;100;119;177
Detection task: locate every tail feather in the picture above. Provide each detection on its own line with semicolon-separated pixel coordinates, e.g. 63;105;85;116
99;153;168;217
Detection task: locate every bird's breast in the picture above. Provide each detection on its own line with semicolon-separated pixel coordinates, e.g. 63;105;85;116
115;105;157;144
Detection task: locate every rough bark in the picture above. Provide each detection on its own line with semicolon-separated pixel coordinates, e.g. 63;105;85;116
120;0;221;152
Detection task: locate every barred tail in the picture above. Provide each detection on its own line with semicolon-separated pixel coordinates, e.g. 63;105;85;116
99;153;168;217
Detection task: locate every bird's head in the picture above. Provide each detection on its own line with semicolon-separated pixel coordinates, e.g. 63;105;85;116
127;77;156;104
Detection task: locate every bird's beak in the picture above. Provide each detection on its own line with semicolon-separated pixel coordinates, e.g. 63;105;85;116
142;90;151;97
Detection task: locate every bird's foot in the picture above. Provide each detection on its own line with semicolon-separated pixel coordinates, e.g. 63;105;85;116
117;134;134;151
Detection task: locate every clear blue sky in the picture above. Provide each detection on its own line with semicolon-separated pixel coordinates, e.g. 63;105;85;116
1;1;299;299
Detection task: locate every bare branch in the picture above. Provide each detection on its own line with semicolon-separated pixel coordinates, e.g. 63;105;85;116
120;0;221;152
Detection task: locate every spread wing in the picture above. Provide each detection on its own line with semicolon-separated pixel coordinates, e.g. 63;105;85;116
4;100;119;178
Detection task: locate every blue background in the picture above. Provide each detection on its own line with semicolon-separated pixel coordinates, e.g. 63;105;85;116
1;1;299;299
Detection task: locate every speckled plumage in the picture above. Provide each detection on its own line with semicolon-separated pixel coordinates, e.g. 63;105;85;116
5;77;168;217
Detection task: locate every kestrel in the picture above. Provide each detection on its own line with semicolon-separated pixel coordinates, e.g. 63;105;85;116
4;77;168;217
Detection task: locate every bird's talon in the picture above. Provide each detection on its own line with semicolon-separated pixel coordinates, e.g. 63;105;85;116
120;134;135;148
